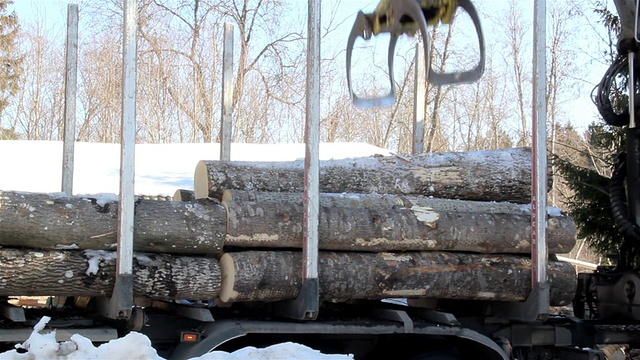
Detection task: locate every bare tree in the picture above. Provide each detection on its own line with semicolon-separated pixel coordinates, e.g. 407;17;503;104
503;0;531;147
76;30;122;143
10;11;64;140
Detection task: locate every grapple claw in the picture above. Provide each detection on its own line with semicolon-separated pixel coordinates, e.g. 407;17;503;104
428;0;485;86
346;0;430;109
346;0;485;108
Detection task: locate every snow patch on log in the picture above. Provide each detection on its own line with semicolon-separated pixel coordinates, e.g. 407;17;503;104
55;244;79;250
85;250;168;275
517;203;566;217
79;193;119;207
84;250;116;275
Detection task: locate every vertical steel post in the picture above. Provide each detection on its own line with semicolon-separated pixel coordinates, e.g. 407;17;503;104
220;23;234;161
276;0;321;321
61;4;78;195
104;0;137;320
531;0;550;318
301;0;321;320
413;40;426;155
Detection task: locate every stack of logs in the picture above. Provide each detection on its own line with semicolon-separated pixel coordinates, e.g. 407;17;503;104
0;147;577;306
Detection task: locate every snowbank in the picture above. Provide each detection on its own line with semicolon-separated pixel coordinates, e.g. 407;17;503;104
0;317;353;360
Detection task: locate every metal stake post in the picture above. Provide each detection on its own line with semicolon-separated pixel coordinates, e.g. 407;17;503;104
103;0;137;320
530;0;550;320
276;0;320;320
220;23;234;161
496;0;549;321
303;0;321;307
61;4;78;195
413;40;426;155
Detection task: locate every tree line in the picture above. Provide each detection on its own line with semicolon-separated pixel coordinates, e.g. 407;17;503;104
0;0;595;149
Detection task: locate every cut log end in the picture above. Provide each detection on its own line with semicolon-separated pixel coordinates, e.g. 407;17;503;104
173;189;195;202
218;253;237;303
194;160;211;199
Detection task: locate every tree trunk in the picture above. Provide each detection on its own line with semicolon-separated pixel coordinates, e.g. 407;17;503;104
223;201;576;254
196;147;548;203
223;190;541;214
0;191;226;254
218;251;575;306
0;248;221;300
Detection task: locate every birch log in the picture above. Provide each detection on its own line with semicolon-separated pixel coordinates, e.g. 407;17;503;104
0;191;226;253
196;147;548;203
0;248;221;300
223;201;576;254
218;251;575;306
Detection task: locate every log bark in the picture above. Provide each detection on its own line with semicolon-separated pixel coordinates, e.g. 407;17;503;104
223;201;576;254
223;190;539;214
0;191;225;254
0;248;221;300
218;251;575;306
197;147;548;203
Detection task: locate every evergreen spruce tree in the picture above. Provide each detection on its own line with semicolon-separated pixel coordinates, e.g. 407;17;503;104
554;125;625;256
0;0;22;140
554;5;628;257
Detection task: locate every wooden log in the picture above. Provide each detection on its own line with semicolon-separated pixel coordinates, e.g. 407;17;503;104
223;190;538;214
173;189;195;202
196;147;548;203
218;251;575;306
0;248;221;300
0;191;576;255
223;201;576;254
0;191;225;254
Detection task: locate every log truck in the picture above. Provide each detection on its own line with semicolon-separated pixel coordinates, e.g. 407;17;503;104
1;1;639;359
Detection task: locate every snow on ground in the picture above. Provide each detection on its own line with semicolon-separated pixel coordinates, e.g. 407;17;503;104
0;140;384;359
0;317;352;360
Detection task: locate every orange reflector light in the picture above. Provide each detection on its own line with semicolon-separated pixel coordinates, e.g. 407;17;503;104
181;332;200;343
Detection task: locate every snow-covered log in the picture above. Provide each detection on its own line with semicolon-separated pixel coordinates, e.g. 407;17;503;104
0;248;221;300
223;201;576;254
218;251;575;306
0;191;226;253
196;147;548;203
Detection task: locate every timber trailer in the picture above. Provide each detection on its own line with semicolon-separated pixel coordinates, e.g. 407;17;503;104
1;1;639;359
